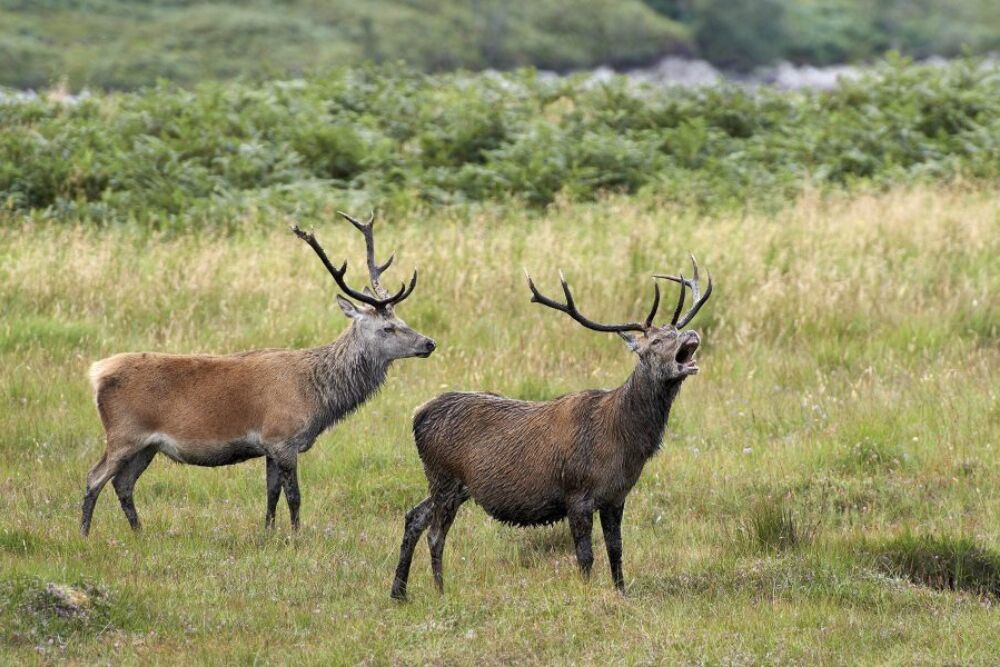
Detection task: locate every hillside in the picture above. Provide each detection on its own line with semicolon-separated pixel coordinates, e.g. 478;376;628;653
1;1;998;90
0;0;689;90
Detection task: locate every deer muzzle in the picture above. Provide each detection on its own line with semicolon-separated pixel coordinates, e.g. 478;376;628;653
675;331;700;374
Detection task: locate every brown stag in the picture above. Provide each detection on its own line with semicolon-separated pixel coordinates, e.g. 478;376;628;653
82;212;435;536
391;258;712;598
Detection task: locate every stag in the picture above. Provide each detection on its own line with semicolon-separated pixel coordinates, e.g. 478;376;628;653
390;258;712;598
81;212;435;536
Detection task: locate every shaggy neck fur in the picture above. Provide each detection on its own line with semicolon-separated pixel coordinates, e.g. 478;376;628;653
609;360;684;461
307;324;391;430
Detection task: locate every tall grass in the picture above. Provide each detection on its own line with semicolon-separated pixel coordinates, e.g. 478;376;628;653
1;185;997;663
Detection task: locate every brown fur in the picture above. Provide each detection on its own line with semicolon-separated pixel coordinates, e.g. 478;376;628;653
391;323;704;599
91;351;317;452
80;297;435;537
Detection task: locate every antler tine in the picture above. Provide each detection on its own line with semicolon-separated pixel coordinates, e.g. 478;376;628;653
654;274;697;294
390;269;418;304
558;271;576;310
337;209;395;299
676;271;712;328
654;255;713;328
526;271;647;334
291;225;380;307
337;209;375;233
669;274;686;325
687;254;701;303
644;281;661;329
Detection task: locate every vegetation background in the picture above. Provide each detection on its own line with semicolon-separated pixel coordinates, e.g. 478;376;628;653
1;1;999;664
1;0;999;89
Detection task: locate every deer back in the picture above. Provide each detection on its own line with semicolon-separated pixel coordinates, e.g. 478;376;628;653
90;350;319;445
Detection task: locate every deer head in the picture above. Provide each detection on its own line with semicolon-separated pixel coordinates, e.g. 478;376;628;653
526;256;712;379
292;211;435;361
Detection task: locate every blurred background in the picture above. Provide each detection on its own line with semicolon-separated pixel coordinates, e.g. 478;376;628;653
2;0;998;91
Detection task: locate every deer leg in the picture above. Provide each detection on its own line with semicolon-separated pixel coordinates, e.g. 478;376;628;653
568;498;595;578
80;449;129;537
111;447;156;531
390;497;433;600
265;457;282;530
280;463;302;531
428;484;469;595
599;503;625;591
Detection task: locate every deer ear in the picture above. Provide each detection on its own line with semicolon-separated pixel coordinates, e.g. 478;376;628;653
619;332;639;352
336;295;363;319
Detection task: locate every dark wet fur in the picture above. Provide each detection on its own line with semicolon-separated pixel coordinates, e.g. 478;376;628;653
391;340;693;600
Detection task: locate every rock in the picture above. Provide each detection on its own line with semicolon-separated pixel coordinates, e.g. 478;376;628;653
43;584;93;618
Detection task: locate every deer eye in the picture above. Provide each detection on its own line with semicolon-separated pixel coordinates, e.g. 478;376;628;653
649;338;661;346
383;324;397;333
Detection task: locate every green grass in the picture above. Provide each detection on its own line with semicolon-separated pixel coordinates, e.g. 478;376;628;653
737;497;813;554
868;534;1000;598
0;185;998;663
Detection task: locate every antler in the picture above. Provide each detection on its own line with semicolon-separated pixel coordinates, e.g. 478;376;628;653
336;210;397;299
291;214;417;310
654;255;713;328
526;271;660;333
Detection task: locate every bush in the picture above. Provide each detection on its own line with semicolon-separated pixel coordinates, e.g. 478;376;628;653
1;59;998;228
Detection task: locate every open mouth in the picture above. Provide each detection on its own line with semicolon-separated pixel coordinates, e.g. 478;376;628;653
675;337;699;373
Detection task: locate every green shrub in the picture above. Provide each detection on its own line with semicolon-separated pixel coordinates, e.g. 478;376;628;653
1;59;998;228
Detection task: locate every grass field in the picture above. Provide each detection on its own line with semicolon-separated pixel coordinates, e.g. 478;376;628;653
1;185;998;664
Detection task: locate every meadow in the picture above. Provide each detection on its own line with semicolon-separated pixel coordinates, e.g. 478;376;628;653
1;184;998;664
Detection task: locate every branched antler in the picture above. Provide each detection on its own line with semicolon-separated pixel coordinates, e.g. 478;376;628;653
526;255;711;335
526;271;660;333
336;210;397;299
291;210;417;310
655;255;713;328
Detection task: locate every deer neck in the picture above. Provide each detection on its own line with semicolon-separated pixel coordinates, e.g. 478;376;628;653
610;362;683;460
307;325;390;428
